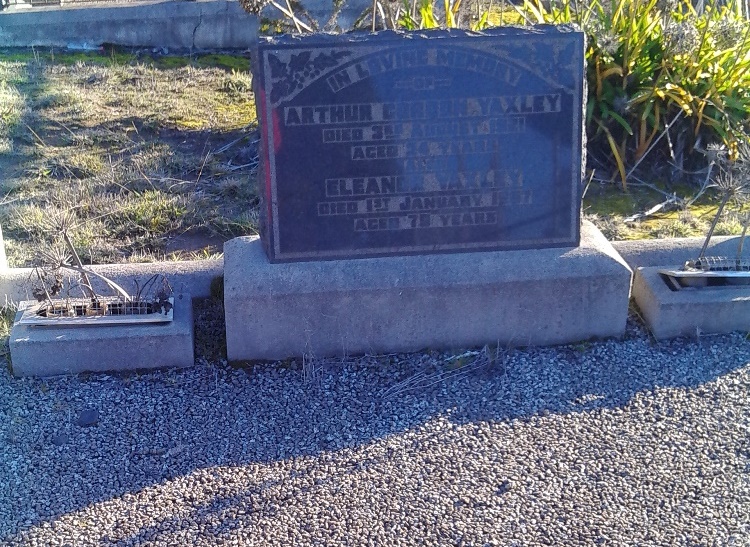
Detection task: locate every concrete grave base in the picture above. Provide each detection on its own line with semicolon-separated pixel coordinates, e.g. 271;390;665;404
224;221;632;362
633;266;750;340
9;294;194;377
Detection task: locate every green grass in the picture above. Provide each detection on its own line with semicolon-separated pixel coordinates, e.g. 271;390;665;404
0;48;251;71
583;182;747;241
0;49;258;267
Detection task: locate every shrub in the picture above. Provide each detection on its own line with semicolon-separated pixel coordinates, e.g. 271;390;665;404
517;0;750;188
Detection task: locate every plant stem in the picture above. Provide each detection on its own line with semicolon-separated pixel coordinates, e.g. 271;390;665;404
33;267;53;309
737;222;748;266
62;231;95;299
699;192;731;260
626;110;683;180
61;265;132;302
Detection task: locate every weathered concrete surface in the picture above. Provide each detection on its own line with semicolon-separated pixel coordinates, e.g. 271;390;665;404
0;0;259;49
224;221;633;362
612;236;739;269
0;259;222;303
632;266;750;340
9;293;194;377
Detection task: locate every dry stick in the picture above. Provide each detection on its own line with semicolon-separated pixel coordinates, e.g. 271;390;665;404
61;264;132;301
271;0;311;32
684;161;716;208
32;268;54;309
195;143;211;186
623;196;679;223
376;1;388;28
213;132;257;155
61;231;95;300
23;122;47;147
626;110;684;180
736;221;749;265
698;191;732;260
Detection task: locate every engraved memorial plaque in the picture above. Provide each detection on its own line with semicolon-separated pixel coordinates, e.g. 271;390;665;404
252;26;585;262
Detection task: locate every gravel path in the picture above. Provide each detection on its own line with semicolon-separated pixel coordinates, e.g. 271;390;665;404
1;322;749;546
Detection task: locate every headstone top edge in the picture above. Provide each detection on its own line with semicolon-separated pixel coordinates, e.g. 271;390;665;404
256;24;584;47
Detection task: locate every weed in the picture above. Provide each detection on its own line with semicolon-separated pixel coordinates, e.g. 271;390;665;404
650;218;703;238
0;304;18;363
220;69;253;96
713;217;745;236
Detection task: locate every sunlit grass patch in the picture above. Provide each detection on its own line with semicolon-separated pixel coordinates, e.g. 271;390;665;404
584;180;749;240
0;81;28;141
0;50;259;267
0;138;13;155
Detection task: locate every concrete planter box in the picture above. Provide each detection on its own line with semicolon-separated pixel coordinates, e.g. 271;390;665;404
17;296;174;326
9;293;194;377
633;266;750;340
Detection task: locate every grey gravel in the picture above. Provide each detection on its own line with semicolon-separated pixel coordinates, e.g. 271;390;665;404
1;319;749;546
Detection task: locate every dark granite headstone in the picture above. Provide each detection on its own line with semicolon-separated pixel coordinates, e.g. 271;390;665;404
252;26;585;262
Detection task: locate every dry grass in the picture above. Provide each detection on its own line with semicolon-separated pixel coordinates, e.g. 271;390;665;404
0;50;259;267
584;182;748;241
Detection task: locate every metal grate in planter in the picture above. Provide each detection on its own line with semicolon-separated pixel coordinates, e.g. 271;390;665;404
684;256;750;272
18;296;174;326
659;259;750;290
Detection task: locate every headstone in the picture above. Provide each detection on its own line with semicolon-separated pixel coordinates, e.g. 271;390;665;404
252;26;585;262
226;26;632;362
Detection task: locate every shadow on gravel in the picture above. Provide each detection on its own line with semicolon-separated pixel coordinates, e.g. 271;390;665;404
2;317;749;544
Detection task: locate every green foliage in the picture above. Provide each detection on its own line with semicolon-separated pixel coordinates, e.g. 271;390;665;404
398;0;487;30
364;0;493;31
517;0;750;188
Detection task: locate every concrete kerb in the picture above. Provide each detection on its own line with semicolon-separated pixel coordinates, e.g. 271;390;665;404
611;236;741;269
0;238;737;305
0;259;223;305
0;0;259;49
0;233;746;373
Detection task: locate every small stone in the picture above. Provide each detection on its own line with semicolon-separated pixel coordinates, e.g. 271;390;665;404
75;409;100;427
51;433;69;446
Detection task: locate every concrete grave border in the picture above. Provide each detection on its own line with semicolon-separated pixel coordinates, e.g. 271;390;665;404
0;0;259;49
0;233;744;376
633;266;750;340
